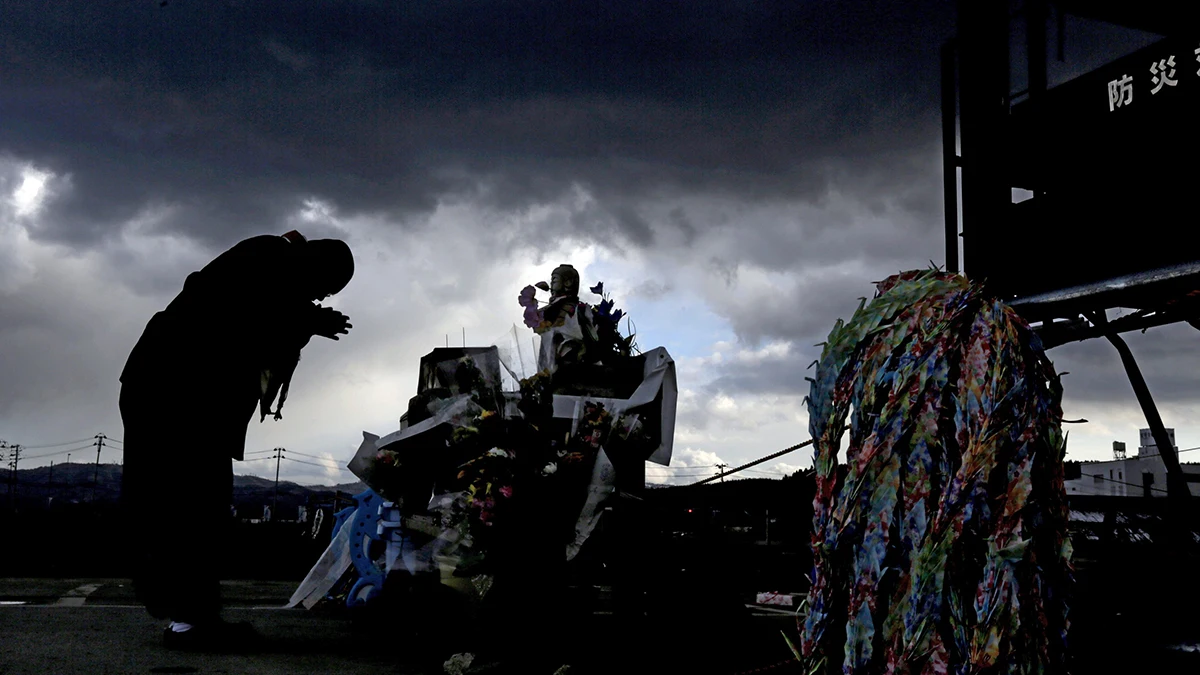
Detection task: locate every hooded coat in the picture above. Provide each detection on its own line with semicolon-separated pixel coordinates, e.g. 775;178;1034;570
118;231;346;624
120;233;324;460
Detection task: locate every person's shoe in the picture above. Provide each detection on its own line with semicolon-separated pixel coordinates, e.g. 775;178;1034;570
162;619;264;653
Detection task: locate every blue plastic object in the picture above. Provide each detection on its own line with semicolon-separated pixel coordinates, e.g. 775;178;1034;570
330;505;356;541
332;489;387;608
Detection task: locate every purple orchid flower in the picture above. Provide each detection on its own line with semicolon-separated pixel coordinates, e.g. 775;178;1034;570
523;306;542;330
589;281;603;295
519;285;543;329
518;285;538;308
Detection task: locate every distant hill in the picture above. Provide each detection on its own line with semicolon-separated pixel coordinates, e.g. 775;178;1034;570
230;473;364;493
2;462;365;519
3;461;808;526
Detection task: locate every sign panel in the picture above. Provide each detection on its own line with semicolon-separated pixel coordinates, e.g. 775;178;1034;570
968;36;1200;302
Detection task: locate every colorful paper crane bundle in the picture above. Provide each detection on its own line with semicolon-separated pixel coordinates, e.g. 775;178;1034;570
796;269;1072;675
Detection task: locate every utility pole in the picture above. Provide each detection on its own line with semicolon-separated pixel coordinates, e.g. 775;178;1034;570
47;461;54;510
272;448;285;522
1;441;8;504
7;443;21;512
92;433;106;503
715;463;728;483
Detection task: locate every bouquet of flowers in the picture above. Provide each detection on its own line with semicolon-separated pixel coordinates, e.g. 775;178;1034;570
517;275;637;361
456;447;517;532
587;282;636;358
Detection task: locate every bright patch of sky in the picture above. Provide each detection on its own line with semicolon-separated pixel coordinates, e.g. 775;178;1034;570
582;254;737;384
11;167;48;217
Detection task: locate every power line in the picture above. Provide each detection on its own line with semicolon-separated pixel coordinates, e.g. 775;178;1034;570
20;437;94;450
645;467;725;477
690;436;819;487
645;464;715;470
1079;472;1170;495
284;449;338;461
274;453;343;468
16;434;123;450
22;444;97;461
284;456;352;471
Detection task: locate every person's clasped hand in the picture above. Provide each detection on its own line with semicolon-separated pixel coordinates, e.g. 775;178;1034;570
313;305;352;340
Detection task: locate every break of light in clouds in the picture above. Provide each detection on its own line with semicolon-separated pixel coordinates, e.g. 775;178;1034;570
0;2;1193;487
11;168;49;217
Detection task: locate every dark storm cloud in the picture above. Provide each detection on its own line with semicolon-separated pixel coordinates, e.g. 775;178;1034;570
1047;322;1200;407
693;314;1200;408
0;0;956;253
630;279;672;301
3;1;1192;472
704;349;815;398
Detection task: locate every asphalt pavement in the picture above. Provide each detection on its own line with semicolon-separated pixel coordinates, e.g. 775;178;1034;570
0;578;803;675
6;577;1199;674
0;579;418;675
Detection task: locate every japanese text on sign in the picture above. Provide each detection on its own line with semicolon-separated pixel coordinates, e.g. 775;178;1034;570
1108;49;1193;111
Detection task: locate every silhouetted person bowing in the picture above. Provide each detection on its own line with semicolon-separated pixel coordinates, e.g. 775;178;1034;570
119;230;353;651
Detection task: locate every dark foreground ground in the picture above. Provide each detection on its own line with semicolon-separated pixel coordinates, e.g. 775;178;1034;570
1;577;1199;675
4;486;1200;673
0;578;805;675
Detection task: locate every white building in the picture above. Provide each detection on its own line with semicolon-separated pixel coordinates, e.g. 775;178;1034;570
1065;428;1200;498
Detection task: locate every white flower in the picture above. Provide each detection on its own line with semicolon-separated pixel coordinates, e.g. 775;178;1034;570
542;462;558;475
486;448;508;457
443;652;475;675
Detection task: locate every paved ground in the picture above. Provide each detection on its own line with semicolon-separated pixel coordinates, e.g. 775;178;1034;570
4;577;1200;674
0;578;803;675
0;579;418;675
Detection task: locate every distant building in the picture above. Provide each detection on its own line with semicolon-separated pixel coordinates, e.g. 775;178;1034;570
1065;428;1200;498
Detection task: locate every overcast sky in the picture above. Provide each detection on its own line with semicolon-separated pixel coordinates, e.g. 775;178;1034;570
0;1;1189;487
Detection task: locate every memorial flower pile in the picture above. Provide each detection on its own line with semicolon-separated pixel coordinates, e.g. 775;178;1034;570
368;448;404;493
458;447;516;529
293;261;679;674
321;262;677;609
